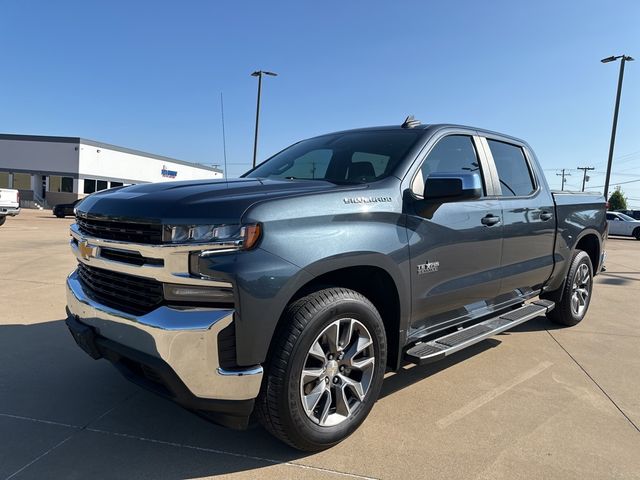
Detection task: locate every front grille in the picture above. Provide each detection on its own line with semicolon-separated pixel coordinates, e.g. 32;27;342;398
77;263;163;315
76;216;163;244
100;247;164;267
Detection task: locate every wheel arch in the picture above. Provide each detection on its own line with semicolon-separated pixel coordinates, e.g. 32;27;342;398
543;229;602;305
269;254;409;372
575;231;601;273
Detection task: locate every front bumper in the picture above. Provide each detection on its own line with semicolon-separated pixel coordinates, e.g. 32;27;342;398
66;270;263;426
0;206;20;216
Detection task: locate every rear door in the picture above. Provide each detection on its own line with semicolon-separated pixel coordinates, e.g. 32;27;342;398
480;136;555;299
404;131;503;336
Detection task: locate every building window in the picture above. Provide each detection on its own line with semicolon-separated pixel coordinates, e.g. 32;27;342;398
110;181;123;188
49;176;62;192
61;177;74;193
13;173;31;190
96;180;108;191
84;179;96;194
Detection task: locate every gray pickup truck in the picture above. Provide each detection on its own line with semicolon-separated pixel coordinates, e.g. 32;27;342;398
66;120;607;451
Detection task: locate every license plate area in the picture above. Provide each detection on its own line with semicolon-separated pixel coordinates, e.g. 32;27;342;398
66;315;102;359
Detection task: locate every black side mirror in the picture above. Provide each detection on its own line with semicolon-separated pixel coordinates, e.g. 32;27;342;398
423;172;482;203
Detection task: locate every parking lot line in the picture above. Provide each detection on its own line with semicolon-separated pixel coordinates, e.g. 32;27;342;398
436;361;554;429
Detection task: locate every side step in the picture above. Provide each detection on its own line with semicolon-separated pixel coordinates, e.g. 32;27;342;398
405;300;555;365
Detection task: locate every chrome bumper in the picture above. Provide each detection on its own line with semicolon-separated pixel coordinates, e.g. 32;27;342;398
66;270;262;401
0;206;20;216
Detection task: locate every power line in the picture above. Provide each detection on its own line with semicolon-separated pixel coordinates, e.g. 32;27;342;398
585;178;640;189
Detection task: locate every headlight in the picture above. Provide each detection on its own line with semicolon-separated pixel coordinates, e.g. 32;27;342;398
163;223;261;250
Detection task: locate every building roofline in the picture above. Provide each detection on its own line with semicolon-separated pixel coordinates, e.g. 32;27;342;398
0;133;223;173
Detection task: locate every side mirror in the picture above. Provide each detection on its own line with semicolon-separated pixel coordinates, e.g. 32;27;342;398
423;172;482;203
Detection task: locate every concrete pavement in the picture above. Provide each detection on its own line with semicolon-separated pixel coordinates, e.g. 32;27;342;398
1;209;639;479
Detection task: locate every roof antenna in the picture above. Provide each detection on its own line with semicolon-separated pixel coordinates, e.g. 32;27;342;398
220;92;228;180
402;115;421;128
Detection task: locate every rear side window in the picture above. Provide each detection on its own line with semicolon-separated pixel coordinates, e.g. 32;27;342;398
488;140;535;197
412;135;483;196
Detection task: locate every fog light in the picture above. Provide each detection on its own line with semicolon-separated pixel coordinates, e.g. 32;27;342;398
163;284;234;304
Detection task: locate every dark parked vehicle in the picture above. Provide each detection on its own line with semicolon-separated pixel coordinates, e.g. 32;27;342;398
53;199;83;218
65;120;607;451
615;209;640;220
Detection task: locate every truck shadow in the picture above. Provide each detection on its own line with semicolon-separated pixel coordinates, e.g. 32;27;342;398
596;271;640;286
380;339;500;399
0;315;562;478
0;320;309;478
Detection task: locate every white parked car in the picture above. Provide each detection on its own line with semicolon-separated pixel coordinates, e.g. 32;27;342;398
606;211;640;240
0;188;20;227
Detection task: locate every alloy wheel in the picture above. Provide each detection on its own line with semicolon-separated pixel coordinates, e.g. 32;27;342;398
299;318;375;427
570;263;591;317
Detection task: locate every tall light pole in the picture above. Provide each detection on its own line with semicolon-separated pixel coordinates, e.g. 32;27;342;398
251;70;278;168
601;54;634;200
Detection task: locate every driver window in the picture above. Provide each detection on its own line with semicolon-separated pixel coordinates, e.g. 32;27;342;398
412;135;483;197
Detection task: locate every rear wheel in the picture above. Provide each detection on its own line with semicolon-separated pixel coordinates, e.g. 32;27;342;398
257;287;387;451
633;227;640;240
547;250;593;326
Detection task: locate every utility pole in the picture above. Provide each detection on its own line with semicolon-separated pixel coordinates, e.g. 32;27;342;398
576;166;595;192
557;169;571;191
601;54;634;199
250;70;278;168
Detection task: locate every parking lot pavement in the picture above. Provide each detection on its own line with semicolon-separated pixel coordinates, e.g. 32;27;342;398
1;209;639;480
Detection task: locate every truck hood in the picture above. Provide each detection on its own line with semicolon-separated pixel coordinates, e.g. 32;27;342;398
76;178;360;224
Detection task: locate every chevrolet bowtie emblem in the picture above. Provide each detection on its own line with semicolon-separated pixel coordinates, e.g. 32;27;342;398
78;240;95;261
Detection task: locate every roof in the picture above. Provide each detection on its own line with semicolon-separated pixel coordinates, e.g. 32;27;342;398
310;123;528;146
0;133;223;173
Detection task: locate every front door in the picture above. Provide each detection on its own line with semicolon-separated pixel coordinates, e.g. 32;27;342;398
405;133;503;337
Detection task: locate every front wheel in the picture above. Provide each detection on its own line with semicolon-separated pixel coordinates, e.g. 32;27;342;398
257;287;387;451
547;250;593;326
0;216;6;226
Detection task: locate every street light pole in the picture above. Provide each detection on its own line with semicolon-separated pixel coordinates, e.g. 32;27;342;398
251;70;278;168
601;54;634;200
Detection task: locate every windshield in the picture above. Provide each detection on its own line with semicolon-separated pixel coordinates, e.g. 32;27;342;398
245;130;422;183
617;212;635;221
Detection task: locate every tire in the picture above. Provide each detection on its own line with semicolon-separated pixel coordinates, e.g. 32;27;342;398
547;250;593;326
55;213;65;218
257;287;387;452
0;216;5;226
633;227;640;240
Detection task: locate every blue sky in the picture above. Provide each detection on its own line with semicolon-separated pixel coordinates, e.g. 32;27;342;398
1;1;638;204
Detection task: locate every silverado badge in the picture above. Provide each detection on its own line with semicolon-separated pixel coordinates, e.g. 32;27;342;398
417;260;439;275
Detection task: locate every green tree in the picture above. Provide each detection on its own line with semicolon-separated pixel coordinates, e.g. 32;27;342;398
608;189;627;211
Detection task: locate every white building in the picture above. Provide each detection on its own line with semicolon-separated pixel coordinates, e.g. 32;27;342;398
0;133;223;208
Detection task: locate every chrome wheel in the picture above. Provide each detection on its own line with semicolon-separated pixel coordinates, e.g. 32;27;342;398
570;263;591;317
300;318;375;427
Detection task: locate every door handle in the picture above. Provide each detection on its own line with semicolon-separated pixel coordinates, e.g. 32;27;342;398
540;211;553;221
481;214;501;226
